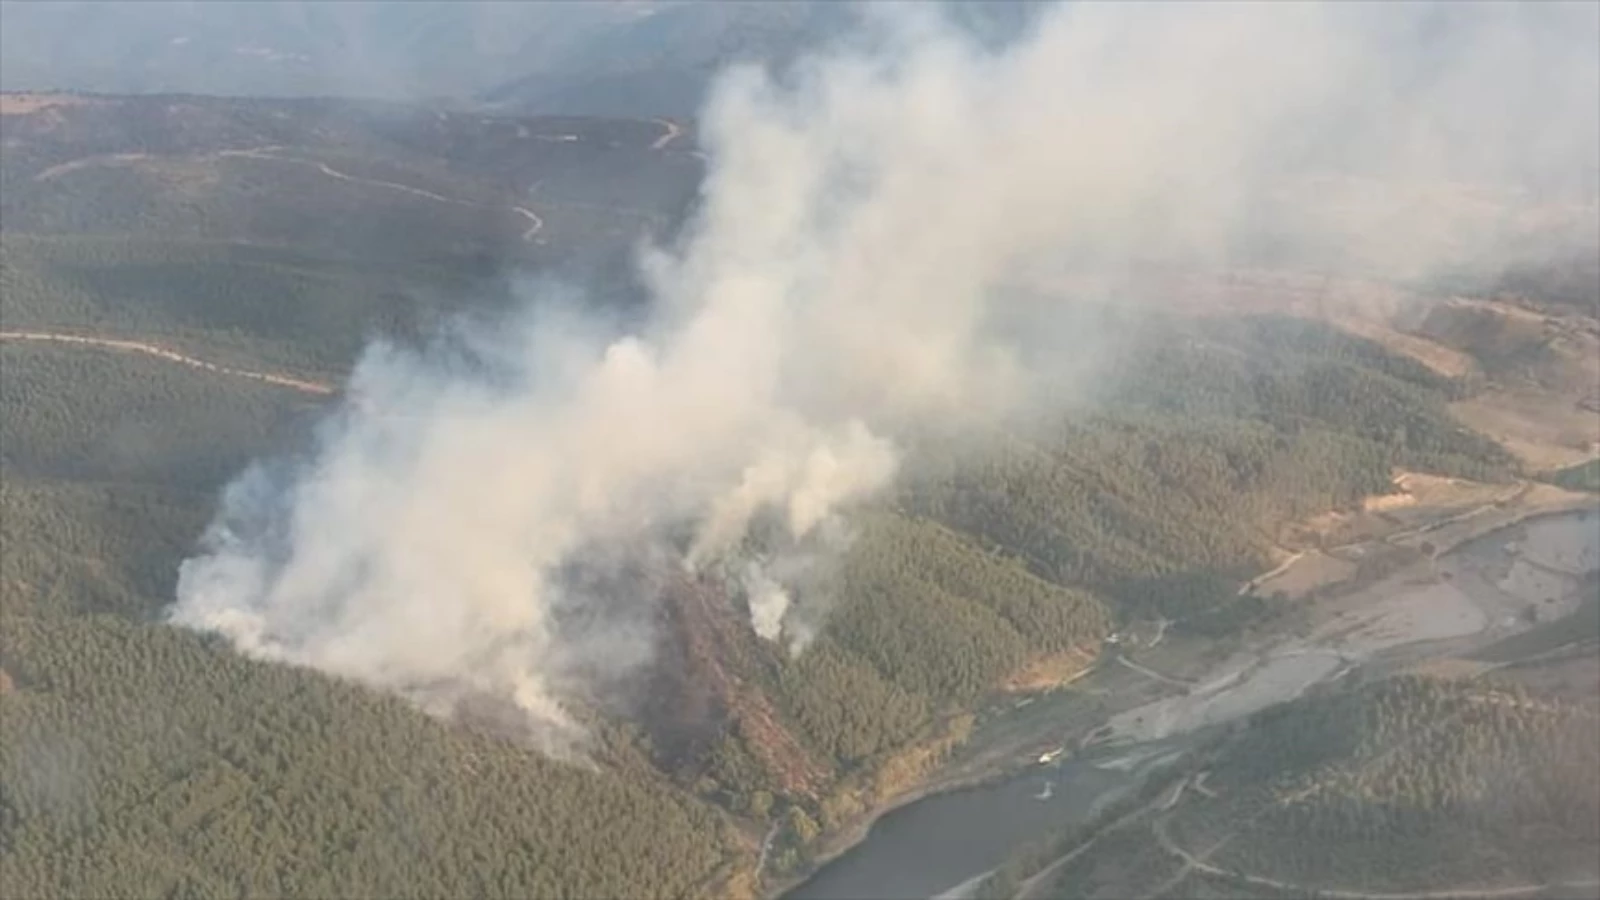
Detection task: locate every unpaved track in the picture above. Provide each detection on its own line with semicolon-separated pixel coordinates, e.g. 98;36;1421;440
650;118;683;150
1242;551;1308;594
1014;779;1182;900
1144;702;1600;900
1378;481;1535;547
1115;653;1196;688
219;148;545;241
33;146;545;242
0;330;335;395
1141;805;1237;900
1153;814;1599;900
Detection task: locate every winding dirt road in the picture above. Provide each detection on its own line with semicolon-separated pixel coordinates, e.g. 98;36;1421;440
34;146;545;242
1151;808;1599;900
1013;779;1181;900
219;148;545;241
1137;702;1600;900
0;330;335;395
650;118;683;150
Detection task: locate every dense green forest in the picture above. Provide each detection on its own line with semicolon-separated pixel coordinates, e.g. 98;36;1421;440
902;313;1514;626
0;343;310;485
990;674;1600;899
0;252;1527;894
0;613;739;900
0;346;745;895
1;234;507;376
1188;676;1600;893
825;514;1109;706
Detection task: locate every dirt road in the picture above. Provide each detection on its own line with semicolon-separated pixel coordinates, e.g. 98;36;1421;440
1014;776;1189;900
220;148;545;242
1152;813;1598;900
0;330;336;395
1114;653;1196;688
1143;700;1600;900
650;118;683;150
33;146;545;242
1141;805;1237;900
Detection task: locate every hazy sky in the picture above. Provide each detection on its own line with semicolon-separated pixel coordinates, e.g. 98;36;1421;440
0;1;1041;113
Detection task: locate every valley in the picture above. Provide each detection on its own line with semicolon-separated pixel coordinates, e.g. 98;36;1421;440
784;487;1599;900
2;72;1598;900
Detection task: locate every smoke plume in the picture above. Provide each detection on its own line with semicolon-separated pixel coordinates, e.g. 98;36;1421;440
169;1;1599;751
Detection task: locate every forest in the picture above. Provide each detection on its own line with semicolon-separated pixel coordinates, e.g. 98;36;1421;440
6;281;1529;890
1;270;1527;892
982;674;1600;899
2;93;1585;898
0;612;741;900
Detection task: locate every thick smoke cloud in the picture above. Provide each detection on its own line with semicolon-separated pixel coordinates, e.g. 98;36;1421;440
169;1;1599;752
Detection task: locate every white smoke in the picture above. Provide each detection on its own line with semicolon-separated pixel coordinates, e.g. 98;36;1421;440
740;563;791;644
169;1;1598;750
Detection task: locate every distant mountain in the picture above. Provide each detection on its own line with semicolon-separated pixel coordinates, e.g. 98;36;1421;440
0;0;646;100
479;1;856;118
0;1;1051;117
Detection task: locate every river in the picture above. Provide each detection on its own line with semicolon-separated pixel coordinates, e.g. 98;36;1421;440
784;760;1133;900
783;505;1599;900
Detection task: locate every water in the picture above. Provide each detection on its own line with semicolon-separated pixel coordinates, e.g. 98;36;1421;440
786;508;1600;900
784;761;1131;900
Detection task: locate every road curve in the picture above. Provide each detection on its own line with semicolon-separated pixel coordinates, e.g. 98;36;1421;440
220;148;545;243
650;118;684;150
34;146;545;243
1014;782;1180;900
0;330;336;395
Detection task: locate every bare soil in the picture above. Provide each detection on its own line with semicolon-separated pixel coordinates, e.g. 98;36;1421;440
1451;389;1600;470
1001;647;1098;693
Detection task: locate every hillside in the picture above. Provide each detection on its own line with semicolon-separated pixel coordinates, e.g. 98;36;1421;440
0;90;741;900
984;671;1600;900
2;85;1597;899
1;92;705;362
0;91;699;274
0;2;1047;117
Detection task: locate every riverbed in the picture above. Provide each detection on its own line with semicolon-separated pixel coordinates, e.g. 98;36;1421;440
780;506;1599;900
